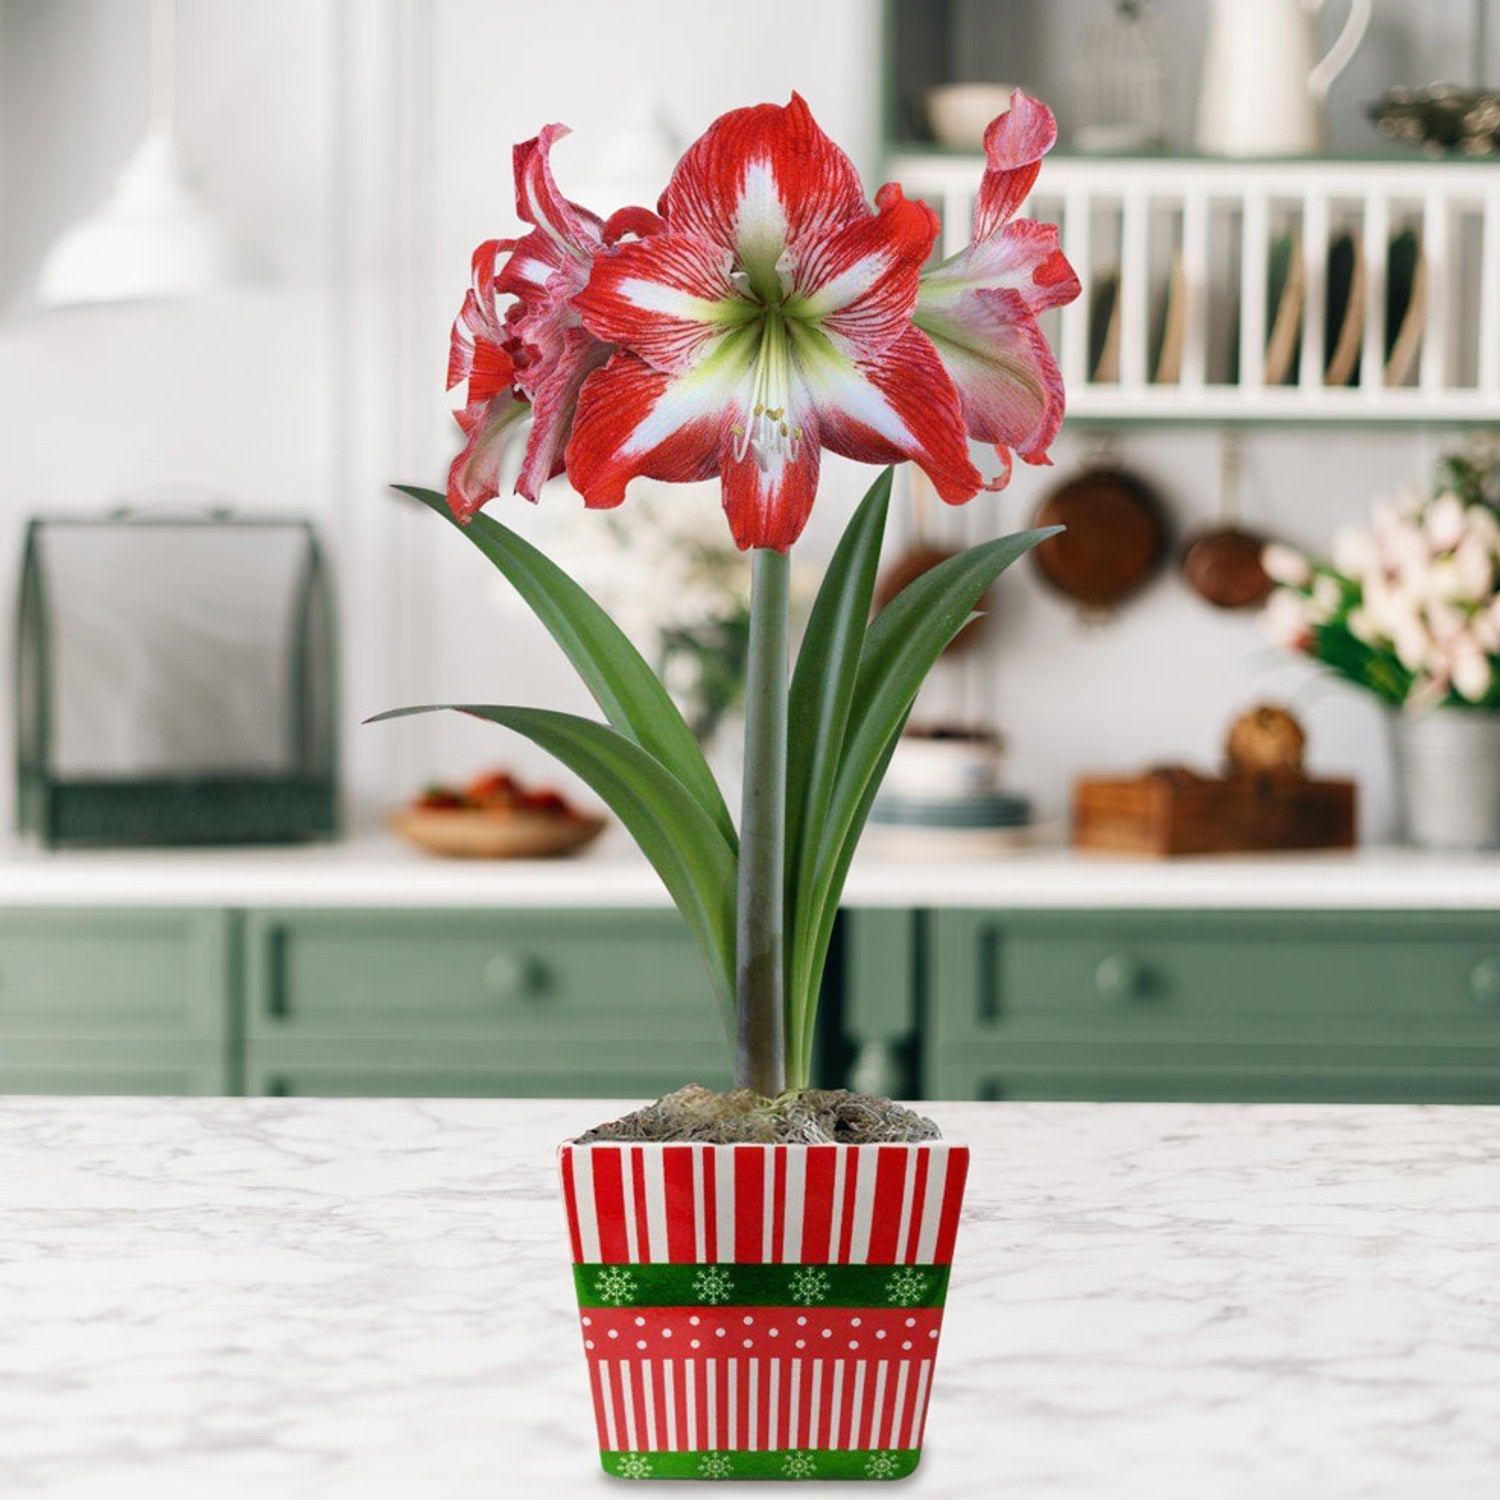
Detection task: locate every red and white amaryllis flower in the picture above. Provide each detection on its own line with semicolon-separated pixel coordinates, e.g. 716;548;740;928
567;94;986;550
445;93;1077;551
914;91;1080;489
446;125;651;518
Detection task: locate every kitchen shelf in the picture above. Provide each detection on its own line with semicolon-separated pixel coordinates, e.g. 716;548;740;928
889;152;1500;424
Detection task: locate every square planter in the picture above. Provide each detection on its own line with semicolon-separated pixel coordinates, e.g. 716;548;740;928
558;1140;969;1481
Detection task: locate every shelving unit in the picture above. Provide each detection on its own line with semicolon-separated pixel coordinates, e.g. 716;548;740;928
890;152;1500;424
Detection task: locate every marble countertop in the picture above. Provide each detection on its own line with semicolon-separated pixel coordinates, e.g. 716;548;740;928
5;833;1500;909
2;1098;1497;1499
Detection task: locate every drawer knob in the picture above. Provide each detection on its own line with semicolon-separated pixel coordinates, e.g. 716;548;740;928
1469;957;1500;1008
1095;953;1146;1005
483;952;546;999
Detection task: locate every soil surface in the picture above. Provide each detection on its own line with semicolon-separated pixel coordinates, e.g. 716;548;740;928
571;1085;941;1145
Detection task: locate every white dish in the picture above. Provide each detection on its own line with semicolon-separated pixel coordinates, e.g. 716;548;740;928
926;84;1018;151
881;735;1003;802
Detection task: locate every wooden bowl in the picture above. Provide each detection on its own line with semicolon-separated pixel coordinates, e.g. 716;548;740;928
391;807;606;859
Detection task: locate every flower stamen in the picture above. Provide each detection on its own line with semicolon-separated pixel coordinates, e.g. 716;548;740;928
734;313;801;469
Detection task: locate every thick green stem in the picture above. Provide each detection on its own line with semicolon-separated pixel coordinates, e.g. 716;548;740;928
735;547;790;1097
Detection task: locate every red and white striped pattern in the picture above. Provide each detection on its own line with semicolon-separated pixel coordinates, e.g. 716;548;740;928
586;1355;937;1454
558;1143;969;1266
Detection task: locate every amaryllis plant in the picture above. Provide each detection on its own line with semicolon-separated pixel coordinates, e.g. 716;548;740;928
379;93;1078;1097
1262;448;1500;711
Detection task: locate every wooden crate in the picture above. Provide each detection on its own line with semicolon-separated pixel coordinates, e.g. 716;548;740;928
1073;772;1356;857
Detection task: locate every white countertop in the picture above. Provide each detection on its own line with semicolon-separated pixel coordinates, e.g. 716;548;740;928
2;1097;1496;1499
3;832;1500;909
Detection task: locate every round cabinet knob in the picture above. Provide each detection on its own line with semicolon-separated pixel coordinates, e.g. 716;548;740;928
483;952;546;1000
1095;953;1146;1005
1468;957;1500;1008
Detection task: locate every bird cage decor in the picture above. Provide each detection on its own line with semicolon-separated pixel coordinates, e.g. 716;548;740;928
15;510;338;847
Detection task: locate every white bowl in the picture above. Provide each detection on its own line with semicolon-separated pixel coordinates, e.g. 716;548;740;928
882;735;1003;802
926;84;1017;151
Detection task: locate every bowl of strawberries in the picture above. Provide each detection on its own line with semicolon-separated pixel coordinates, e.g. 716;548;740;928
392;769;606;859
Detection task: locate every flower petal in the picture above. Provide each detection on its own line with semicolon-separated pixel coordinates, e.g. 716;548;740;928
720;405;822;552
573;230;756;374
513;124;604;265
496;226;566;305
783;183;938;360
922;219;1080;318
974;90;1058;240
916;284;1067;466
565;337;755;509
515;326;613;502
447;389;530;522
603;205;666;244
659;93;868;302
790;322;982;505
449;241;516;398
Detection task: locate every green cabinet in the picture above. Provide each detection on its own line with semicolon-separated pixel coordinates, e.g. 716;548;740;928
0;910;231;1094
241;909;732;1098
920;909;1500;1102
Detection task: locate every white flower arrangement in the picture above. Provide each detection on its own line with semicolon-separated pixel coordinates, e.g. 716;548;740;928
1261;446;1500;712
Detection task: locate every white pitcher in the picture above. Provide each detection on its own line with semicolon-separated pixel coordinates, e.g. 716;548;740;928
1196;0;1372;157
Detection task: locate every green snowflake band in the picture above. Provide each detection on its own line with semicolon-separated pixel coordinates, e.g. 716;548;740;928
574;1261;950;1309
602;1447;920;1480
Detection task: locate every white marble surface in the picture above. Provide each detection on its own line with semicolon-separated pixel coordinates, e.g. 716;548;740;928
2;1099;1498;1499
5;834;1500;909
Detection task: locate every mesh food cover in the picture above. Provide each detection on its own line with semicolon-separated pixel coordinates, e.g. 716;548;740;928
16;512;337;846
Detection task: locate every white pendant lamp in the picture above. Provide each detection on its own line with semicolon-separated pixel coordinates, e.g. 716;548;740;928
36;0;235;308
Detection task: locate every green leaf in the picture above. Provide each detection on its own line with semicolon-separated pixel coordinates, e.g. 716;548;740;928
393;486;735;849
369;703;738;1030
787;526;1059;1060
783;468;892;1060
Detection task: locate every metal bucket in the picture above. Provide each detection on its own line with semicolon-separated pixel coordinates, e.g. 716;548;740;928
1392;709;1500;851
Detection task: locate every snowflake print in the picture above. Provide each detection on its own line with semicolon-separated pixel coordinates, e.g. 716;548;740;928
865;1451;902;1479
616;1453;653;1479
697;1452;735;1479
692;1266;735;1304
884;1267;930;1307
781;1451;818;1479
593;1266;637;1305
787;1266;830;1305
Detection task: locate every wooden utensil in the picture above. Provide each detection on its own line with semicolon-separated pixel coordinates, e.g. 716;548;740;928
1030;457;1168;613
1179;431;1273;610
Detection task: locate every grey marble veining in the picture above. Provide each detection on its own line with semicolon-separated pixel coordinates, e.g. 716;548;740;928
1;1098;1497;1499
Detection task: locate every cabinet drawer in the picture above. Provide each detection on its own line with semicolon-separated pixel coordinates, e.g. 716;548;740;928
246;1040;731;1099
0;910;229;1040
244;909;727;1040
932;910;1500;1050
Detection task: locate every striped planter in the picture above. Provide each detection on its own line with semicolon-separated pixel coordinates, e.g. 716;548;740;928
558;1140;969;1481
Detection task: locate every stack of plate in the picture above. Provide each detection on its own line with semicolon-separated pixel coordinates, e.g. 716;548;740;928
869;732;1033;856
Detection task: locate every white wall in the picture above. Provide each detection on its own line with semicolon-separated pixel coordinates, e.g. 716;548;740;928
0;0;1479;843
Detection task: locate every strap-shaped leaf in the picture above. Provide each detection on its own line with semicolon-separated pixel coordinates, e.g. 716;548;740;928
787;527;1059;1039
369;703;737;1029
783;469;891;1048
394;486;735;849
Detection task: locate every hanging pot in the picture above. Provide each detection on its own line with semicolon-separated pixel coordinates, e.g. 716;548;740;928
1180;432;1274;611
1030;459;1168;614
874;471;982;653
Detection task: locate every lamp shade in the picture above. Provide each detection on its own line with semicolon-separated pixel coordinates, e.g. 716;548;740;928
35;128;234;308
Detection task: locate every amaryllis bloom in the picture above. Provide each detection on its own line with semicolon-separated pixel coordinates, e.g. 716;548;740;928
913;91;1081;488
566;94;990;550
445;126;653;518
445;240;528;518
